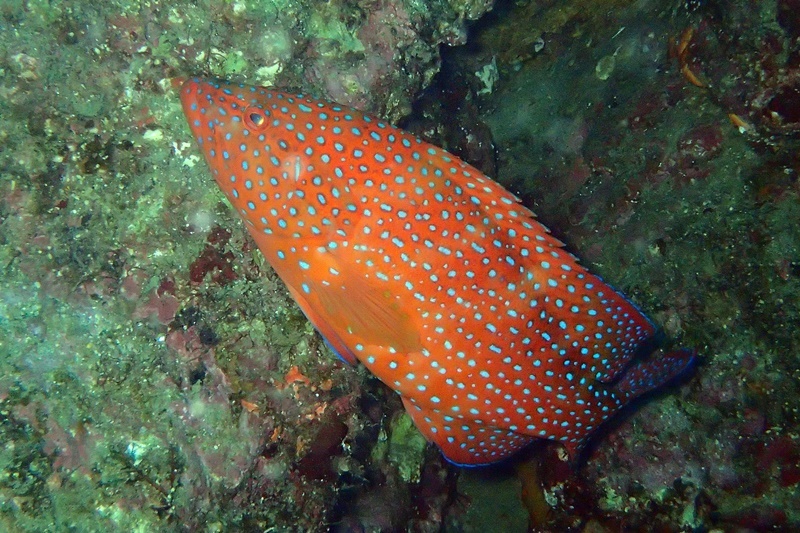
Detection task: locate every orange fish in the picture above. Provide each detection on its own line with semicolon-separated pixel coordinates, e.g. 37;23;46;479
179;78;695;465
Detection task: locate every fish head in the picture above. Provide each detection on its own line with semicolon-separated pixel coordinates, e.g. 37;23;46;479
180;78;338;243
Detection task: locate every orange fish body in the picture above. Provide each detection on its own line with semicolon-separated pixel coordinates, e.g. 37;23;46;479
180;78;695;465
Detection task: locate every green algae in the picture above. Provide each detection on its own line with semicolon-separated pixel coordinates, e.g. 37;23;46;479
385;412;428;483
307;8;365;56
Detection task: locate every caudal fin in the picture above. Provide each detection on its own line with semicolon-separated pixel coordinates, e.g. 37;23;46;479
615;348;697;400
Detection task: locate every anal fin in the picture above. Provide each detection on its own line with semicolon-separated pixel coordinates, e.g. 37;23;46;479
401;397;533;466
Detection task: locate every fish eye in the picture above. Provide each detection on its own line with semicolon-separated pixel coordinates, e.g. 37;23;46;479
244;106;267;129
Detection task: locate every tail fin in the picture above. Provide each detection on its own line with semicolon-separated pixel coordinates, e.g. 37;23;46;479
615;348;697;400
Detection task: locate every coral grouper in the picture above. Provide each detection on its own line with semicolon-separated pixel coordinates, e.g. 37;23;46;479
180;78;696;466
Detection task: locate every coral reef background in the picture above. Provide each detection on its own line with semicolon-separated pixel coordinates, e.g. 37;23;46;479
0;0;797;530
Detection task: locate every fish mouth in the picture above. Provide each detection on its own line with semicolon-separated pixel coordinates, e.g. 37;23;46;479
179;78;207;138
179;78;251;136
179;78;237;151
179;78;230;174
179;77;203;105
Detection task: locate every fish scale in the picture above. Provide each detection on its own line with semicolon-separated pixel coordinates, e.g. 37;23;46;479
180;78;696;466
